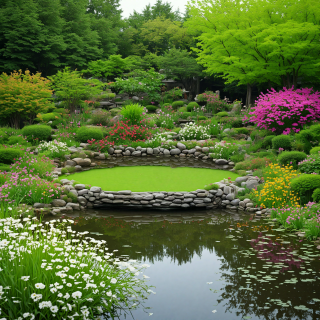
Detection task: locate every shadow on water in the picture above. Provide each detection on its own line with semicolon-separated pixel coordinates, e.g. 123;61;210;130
66;208;320;320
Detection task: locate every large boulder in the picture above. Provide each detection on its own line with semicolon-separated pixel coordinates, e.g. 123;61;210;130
177;142;186;151
72;158;91;167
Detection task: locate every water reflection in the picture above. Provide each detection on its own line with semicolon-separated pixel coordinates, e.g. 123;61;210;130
67;209;320;320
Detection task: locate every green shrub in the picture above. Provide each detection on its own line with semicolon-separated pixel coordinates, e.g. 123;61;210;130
230;154;245;163
145;105;158;112
197;116;207;120
0;148;23;164
250;129;275;141
22;125;52;144
76;127;103;143
204;183;219;191
272;135;292;150
38;113;61;122
181;112;192;119
0;163;11;172
216;111;229;117
171;101;185;110
105;92;116;99
298;154;320;174
234;157;272;171
110;108;121;117
234;128;249;135
173;127;181;133
178;106;187;112
66;167;76;173
278;151;307;169
186;102;199;111
7;135;29;146
90;110;112;127
120;103;144;125
67;191;78;203
295;129;315;154
162;103;172;107
61;168;68;174
312;188;320;202
310;146;320;155
262;135;274;149
291;174;320;204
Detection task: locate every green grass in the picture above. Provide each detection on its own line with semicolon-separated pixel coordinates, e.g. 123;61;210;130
60;166;239;192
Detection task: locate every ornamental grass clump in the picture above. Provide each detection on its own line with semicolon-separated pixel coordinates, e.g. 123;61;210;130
244;87;320;135
179;123;211;140
251;163;300;209
0;217;151;319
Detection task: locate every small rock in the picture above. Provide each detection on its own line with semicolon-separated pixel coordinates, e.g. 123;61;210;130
74;184;86;190
177;142;186;150
51;199;66;207
215;159;228;165
170;148;181;155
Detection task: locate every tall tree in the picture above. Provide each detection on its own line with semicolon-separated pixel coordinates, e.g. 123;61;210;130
158;48;202;95
186;0;320;105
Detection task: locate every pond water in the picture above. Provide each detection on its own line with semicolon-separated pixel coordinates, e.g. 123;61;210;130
65;208;320;320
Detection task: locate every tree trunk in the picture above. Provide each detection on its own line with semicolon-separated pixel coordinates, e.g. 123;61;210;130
246;83;252;108
196;77;200;95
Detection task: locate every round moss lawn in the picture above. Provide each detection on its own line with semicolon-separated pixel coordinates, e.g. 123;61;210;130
61;166;239;192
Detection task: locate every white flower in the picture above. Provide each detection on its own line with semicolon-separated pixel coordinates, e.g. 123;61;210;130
110;278;117;284
50;287;57;293
66;283;72;287
21;276;30;281
50;306;58;313
64;293;70;299
63;267;70;272
106;291;112;297
23;313;30;318
71;291;82;299
35;283;45;289
39;301;52;309
30;293;42;302
212;310;217;313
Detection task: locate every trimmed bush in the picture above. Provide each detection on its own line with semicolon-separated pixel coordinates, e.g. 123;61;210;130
178;106;187;112
145;105;158;112
278;151;307;169
76;127;103;143
38;113;61;122
0;148;23;164
0;163;11;172
181;112;192;119
272;135;292;150
312;188;320;202
22;125;52;144
172;101;185;110
262;135;274;149
291;174;320;204
235;128;249;135
7;136;29;146
186;102;199;111
197;116;208;120
310;147;320;155
295;129;315;154
216;111;229;117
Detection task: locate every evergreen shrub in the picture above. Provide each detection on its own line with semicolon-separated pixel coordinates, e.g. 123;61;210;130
186;102;199;111
272;135;292;150
277;151;307;169
22;125;52;144
76;127;103;143
0;149;23;164
291;174;320;204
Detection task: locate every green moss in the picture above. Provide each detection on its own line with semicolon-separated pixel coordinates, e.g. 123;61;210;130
59;166;239;192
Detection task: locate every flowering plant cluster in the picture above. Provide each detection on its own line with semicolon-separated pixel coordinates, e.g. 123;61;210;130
88;121;152;152
0;217;151;319
251;164;300;209
244;87;320;135
298;153;320;174
155;106;182;129
56;132;79;147
271;202;320;239
179;123;211;141
37;140;69;159
209;141;238;160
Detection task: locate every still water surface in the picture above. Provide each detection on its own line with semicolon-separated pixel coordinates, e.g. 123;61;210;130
67;208;320;320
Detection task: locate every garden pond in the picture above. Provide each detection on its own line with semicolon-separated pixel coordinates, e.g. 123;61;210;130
57;208;320;320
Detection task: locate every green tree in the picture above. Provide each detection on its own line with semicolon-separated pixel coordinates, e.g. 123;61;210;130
158;48;202;95
48;68;103;113
186;0;320;105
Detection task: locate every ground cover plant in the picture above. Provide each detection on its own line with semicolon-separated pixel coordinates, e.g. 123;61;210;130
0;217;151;319
59;166;239;192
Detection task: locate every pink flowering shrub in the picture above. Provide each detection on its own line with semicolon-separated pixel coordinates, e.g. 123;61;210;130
243;87;320;135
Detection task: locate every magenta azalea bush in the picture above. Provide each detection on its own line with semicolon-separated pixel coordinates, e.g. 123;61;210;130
243;87;320;135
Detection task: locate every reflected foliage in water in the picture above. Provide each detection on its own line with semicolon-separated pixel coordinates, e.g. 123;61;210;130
69;211;320;320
